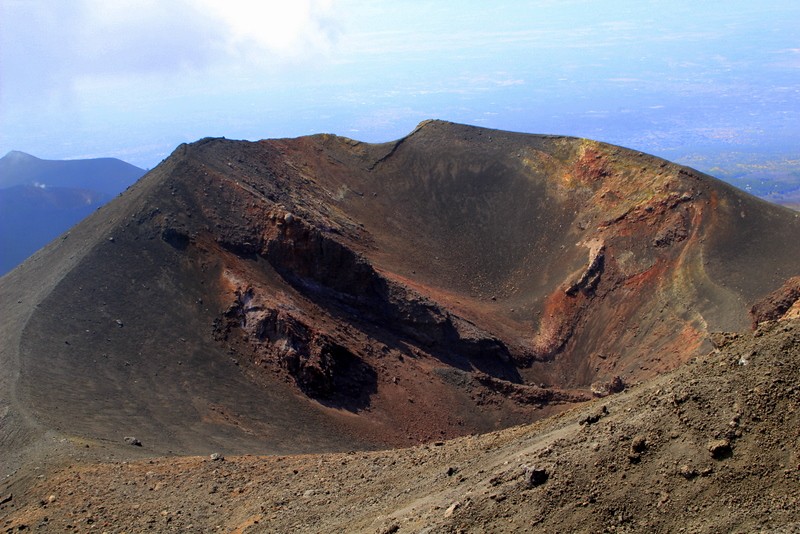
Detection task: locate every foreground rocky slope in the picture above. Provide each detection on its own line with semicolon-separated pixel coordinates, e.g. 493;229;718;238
2;314;798;532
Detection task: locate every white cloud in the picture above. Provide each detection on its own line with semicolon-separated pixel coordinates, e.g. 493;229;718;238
197;0;338;60
0;0;341;109
78;0;341;70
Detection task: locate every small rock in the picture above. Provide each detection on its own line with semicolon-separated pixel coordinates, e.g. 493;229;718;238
123;436;142;447
444;501;460;517
580;405;608;425
115;319;124;327
210;453;224;461
0;493;12;505
523;466;549;487
630;435;648;454
446;466;458;477
679;465;698;479
591;376;625;397
707;439;732;460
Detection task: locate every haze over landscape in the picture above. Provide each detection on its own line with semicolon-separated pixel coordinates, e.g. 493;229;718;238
2;1;799;195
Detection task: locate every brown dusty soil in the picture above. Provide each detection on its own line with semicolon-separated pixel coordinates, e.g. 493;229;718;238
1;317;798;533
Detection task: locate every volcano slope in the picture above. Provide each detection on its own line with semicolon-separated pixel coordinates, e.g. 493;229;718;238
3;314;798;533
1;121;799;482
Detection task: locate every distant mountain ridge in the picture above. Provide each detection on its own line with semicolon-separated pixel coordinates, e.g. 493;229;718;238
0;151;145;275
0;150;144;194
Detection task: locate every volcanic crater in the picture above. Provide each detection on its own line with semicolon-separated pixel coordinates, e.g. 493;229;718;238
1;120;799;482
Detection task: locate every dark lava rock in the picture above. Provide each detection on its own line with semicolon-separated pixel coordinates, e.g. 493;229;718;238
523;466;549;487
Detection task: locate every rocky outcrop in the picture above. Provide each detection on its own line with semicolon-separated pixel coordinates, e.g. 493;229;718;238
214;288;376;407
750;276;800;327
565;240;605;296
227;209;516;375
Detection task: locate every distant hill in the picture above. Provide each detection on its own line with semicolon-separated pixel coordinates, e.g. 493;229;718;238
0;151;145;274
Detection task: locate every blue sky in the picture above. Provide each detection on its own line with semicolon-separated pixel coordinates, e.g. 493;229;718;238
1;1;798;170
